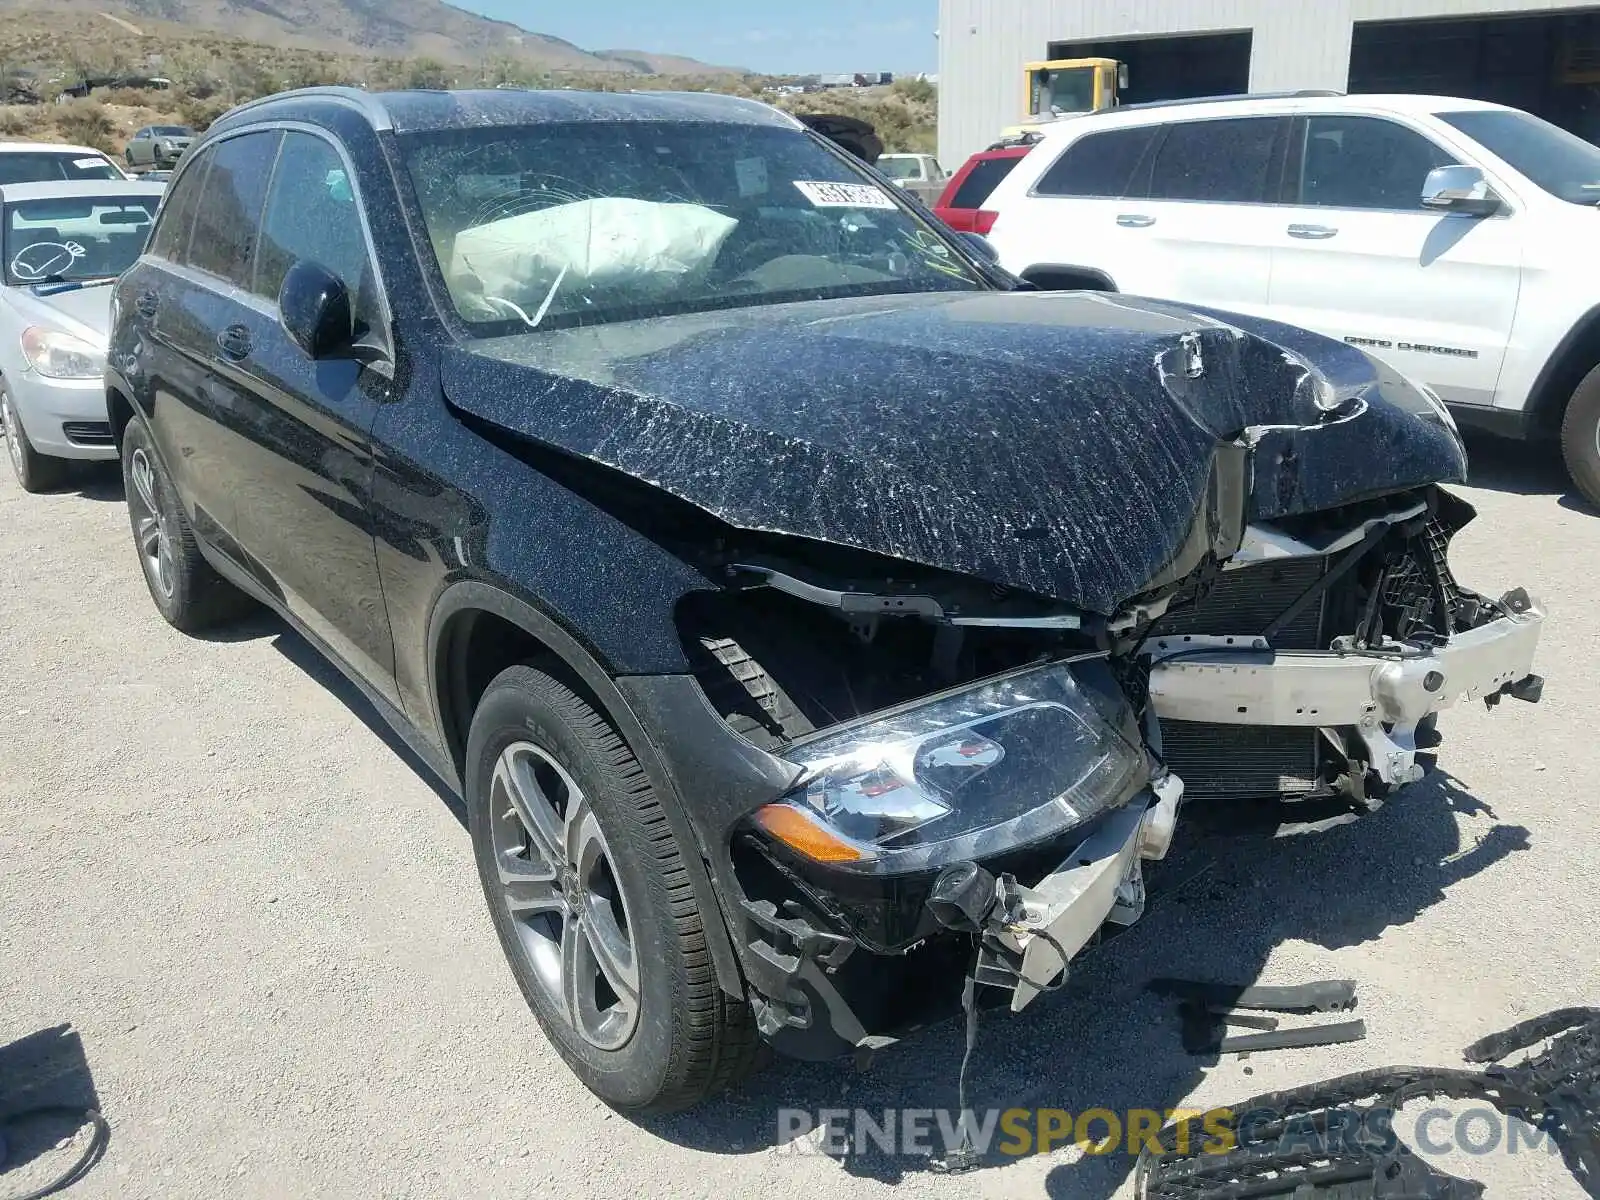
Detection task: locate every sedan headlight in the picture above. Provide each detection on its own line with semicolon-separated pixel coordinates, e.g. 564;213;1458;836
751;658;1148;874
21;327;106;380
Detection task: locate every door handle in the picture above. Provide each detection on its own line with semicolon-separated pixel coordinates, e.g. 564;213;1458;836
217;324;252;361
135;290;159;318
1116;213;1156;228
1287;224;1339;240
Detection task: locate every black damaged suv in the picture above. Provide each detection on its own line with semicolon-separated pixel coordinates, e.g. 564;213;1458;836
106;88;1545;1112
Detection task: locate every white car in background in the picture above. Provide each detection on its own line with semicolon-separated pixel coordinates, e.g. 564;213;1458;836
0;180;164;491
980;93;1600;508
877;152;948;186
0;141;130;185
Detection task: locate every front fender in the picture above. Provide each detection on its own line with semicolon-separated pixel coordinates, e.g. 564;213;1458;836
425;579;749;999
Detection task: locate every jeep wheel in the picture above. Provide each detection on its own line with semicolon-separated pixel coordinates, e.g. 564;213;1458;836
1561;362;1600;510
121;415;254;631
465;664;760;1112
1;382;68;493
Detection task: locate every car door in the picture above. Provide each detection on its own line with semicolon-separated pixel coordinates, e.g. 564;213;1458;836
1113;115;1290;317
991;123;1164;285
1267;113;1522;408
221;128;400;702
132;132;280;554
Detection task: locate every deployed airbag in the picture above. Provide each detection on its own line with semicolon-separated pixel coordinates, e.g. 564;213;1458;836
448;198;739;315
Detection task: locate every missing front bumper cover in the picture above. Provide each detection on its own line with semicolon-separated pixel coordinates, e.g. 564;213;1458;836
1146;591;1545;789
971;774;1185;1012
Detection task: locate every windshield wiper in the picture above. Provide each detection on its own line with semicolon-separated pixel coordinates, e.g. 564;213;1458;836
30;274;118;293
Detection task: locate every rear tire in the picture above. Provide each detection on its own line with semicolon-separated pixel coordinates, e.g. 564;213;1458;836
1;382;69;494
1561;362;1600;510
120;415;254;632
465;664;760;1113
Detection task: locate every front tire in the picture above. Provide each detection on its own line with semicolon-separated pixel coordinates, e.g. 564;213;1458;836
465;664;760;1113
1561;363;1600;510
120;415;253;631
1;382;69;493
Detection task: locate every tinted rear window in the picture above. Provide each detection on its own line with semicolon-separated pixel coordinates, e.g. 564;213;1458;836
948;155;1025;209
1034;127;1158;198
1147;117;1283;203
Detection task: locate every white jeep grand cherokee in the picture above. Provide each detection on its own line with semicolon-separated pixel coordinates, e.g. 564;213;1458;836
981;92;1600;508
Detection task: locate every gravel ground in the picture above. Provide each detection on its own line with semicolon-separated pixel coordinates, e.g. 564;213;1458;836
1;437;1595;1200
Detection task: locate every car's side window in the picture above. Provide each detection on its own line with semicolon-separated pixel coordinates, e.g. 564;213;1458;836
255;131;380;332
1147;117;1284;204
1034;127;1160;198
147;151;212;263
187;130;282;289
1295;116;1459;211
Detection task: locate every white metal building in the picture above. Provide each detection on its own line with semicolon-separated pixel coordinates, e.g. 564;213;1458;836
938;0;1600;167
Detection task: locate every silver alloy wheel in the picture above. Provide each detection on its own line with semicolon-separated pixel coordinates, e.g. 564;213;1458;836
2;393;22;478
128;448;176;599
490;741;641;1051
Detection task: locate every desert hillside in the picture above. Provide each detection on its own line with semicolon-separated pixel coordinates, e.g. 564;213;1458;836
0;4;936;163
0;0;743;73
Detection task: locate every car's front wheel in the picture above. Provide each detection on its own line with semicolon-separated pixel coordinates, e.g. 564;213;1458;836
120;415;253;631
1;381;68;493
465;664;760;1112
1562;363;1600;511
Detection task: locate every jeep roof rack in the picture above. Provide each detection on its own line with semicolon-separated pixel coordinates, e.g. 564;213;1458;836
1097;89;1345;115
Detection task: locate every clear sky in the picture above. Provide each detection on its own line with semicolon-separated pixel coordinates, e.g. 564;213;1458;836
458;0;938;75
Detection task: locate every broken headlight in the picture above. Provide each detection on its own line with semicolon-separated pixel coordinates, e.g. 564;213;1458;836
751;658;1148;874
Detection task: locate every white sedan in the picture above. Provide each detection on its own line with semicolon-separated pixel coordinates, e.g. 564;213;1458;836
0;179;164;492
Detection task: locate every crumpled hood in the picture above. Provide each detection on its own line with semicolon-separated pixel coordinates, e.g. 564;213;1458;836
443;289;1465;615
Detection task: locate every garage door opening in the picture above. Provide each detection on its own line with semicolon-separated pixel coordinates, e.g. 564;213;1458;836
1350;9;1600;141
1044;31;1252;107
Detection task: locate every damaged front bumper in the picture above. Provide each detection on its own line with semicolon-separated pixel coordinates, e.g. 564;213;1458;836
618;492;1548;1062
1147;588;1545;789
987;773;1184;1012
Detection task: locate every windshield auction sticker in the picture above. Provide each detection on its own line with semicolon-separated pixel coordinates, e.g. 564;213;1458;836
793;180;897;209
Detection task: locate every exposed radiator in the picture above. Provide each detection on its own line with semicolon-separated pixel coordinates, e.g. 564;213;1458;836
1156;558;1328;650
1154;558;1330;800
1159;722;1323;800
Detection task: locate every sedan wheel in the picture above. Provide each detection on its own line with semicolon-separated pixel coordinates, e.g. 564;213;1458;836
1;384;68;493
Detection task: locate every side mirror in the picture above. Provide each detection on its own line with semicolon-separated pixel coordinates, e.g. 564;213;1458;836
279;260;353;359
1421;165;1501;216
1116;63;1130;91
960;232;1000;264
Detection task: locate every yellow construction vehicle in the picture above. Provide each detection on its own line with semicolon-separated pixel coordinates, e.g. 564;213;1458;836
998;57;1128;140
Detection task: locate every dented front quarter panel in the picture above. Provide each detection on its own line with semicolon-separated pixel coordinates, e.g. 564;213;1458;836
443;289;1467;617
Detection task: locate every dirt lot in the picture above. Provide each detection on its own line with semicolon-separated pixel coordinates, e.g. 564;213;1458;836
1;437;1596;1199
